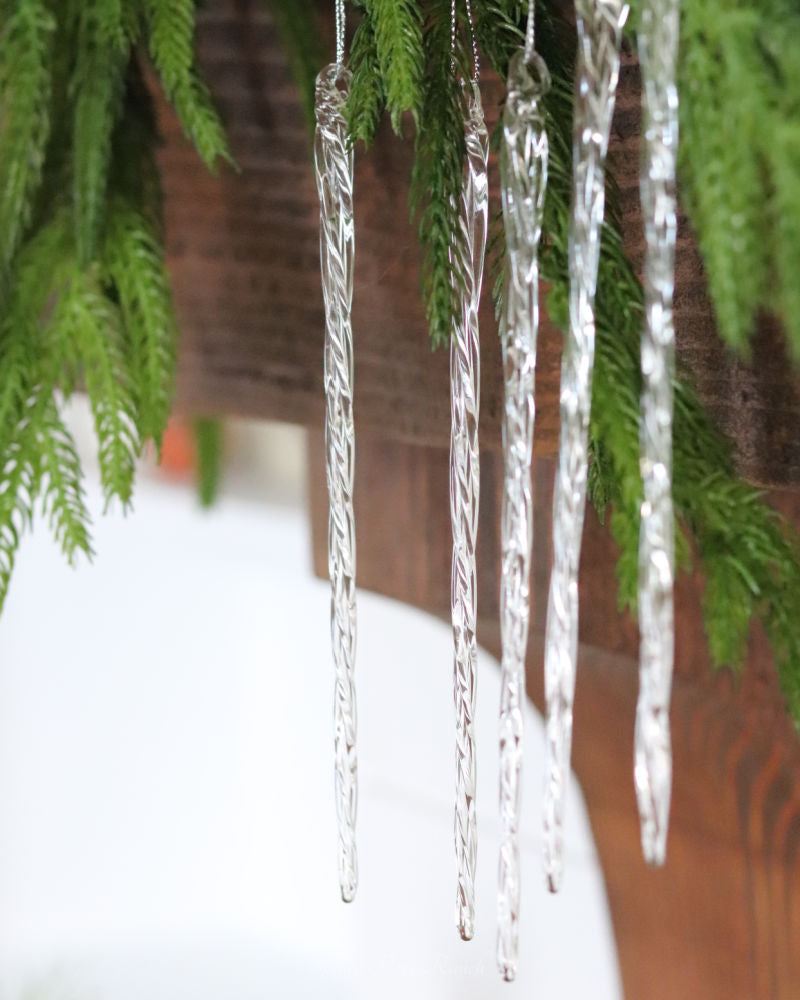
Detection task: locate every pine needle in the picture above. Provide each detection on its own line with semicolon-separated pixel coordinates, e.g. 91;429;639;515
71;7;128;264
346;12;386;147
105;200;179;454
477;0;800;718
411;0;467;349
142;0;231;170
367;0;424;132
38;397;94;562
64;266;140;507
0;0;55;275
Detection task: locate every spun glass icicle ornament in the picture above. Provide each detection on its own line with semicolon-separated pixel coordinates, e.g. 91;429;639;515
543;0;628;893
635;0;680;867
497;0;549;981
314;0;358;904
449;0;489;943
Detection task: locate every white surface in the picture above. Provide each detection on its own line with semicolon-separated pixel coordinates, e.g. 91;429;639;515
0;472;622;1000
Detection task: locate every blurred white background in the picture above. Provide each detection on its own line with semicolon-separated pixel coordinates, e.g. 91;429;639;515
0;400;622;1000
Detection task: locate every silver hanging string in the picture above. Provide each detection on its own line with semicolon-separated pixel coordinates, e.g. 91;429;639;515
450;0;488;944
635;0;680;868
524;0;536;58
335;0;346;67
315;3;357;904
542;0;628;894
497;0;550;975
450;0;480;81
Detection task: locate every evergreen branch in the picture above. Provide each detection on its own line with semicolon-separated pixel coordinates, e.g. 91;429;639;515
194;416;223;507
72;7;128;264
143;0;194;95
0;0;55;275
367;0;424;131
625;0;800;359
0;0;219;609
142;0;231;170
110;57;163;235
38;396;94;562
0;213;70;456
411;0;468;348
0;382;92;611
65;267;140;507
770;123;800;361
95;0;126;50
0;405;43;610
479;0;800;718
171;72;232;171
105;200;178;453
677;6;767;355
346;11;386;146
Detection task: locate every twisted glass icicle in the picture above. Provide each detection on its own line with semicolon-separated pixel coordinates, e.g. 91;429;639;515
543;0;628;893
636;0;680;867
497;49;550;982
315;62;358;904
450;80;489;943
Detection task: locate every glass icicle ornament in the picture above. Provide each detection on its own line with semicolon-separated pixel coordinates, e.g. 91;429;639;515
497;13;550;981
314;0;358;904
635;0;680;868
543;0;628;894
450;62;489;939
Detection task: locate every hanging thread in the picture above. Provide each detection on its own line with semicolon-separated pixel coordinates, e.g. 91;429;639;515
335;0;346;67
525;0;536;58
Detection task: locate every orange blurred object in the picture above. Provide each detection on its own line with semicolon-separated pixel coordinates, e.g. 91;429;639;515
158;418;195;480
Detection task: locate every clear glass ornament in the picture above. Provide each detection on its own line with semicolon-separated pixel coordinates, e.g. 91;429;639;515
543;0;629;894
636;0;680;868
497;46;550;981
450;78;489;943
315;59;358;904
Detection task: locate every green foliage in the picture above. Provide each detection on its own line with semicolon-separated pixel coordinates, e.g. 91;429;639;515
194;417;223;508
62;266;140;507
0;212;92;608
410;1;468;348
346;12;386;146
367;0;423;131
645;0;800;358
0;0;55;275
72;5;128;264
172;72;232;171
142;0;231;171
105;201;178;454
474;0;800;718
110;59;163;234
144;0;194;94
38;398;94;563
0;0;227;606
95;0;127;50
0;214;70;457
0;409;46;607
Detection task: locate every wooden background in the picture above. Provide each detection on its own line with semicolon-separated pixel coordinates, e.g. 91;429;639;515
155;2;800;996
